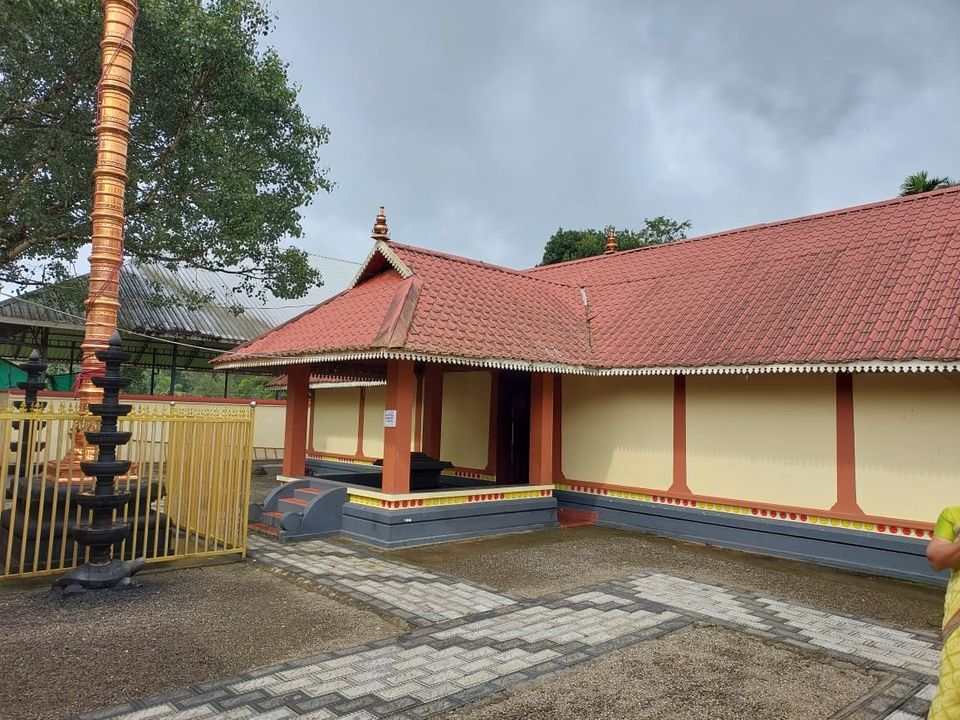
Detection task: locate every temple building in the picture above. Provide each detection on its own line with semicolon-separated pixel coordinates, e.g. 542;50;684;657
215;188;960;584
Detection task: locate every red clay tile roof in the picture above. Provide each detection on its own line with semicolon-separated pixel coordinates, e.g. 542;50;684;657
219;241;591;368
217;186;960;372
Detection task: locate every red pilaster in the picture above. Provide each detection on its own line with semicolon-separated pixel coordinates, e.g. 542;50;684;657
529;372;556;486
484;371;498;475
669;374;691;495
832;372;863;514
552;375;563;483
382;359;415;494
421;364;443;458
413;368;424;452
282;364;311;477
356;387;366;457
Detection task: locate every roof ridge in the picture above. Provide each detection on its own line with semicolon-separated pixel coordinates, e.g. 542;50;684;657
306;253;362;265
388;241;581;289
526;185;960;274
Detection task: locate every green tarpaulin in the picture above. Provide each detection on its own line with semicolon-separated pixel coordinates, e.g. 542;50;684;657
0;359;75;390
0;358;27;390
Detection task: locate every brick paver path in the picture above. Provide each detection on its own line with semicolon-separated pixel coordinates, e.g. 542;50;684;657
79;536;943;720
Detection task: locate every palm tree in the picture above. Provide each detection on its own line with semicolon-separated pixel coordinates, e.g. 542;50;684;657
900;171;954;196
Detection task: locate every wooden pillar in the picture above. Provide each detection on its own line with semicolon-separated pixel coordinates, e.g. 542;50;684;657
413;367;425;452
669;374;691;495
281;364;311;477
529;372;556;485
382;359;415;493
832;372;862;514
421;364;443;459
552;375;563;483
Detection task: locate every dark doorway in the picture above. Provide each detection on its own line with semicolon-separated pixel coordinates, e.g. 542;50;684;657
496;371;531;485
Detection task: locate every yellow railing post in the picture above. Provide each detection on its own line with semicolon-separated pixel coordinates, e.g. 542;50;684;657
0;401;256;580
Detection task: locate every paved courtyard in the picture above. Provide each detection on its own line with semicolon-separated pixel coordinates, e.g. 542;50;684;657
78;531;945;720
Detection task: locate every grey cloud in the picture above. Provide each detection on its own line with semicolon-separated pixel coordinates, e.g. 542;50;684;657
267;0;960;270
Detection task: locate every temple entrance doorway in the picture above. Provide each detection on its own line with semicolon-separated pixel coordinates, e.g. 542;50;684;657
495;370;531;486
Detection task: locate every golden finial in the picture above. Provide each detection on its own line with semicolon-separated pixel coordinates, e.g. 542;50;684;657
604;226;618;254
372;205;390;241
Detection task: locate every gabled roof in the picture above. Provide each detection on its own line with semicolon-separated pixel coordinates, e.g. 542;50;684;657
219;242;591;369
216;186;960;374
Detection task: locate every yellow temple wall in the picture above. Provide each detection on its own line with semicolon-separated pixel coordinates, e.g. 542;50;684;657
561;375;673;489
685;373;836;508
361;385;386;458
854;373;960;523
440;370;491;470
310;387;361;456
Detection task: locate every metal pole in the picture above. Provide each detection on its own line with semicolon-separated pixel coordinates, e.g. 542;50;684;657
223;371;229;398
168;343;177;396
149;347;156;395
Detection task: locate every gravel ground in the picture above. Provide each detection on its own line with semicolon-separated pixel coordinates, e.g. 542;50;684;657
250;471;282;504
0;562;406;720
389;525;944;631
250;460;279;502
445;624;882;720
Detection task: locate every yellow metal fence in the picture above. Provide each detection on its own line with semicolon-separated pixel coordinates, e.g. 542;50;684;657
0;402;254;579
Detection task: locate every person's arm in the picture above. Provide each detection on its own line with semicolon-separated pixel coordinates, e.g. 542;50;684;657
927;536;960;571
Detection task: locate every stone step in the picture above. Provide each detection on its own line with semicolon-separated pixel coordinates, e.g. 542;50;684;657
277;496;310;514
248;522;280;539
293;487;324;502
260;510;283;528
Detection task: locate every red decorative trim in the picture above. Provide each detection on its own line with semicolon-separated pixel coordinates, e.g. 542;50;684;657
306;449;379;463
11;390;286;406
558;476;934;532
443;466;492;480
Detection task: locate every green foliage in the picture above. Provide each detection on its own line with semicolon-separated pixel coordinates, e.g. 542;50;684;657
0;0;331;299
899;171;954;196
540;216;692;265
121;365;274;399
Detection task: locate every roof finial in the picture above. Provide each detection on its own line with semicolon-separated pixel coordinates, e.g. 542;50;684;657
604;226;618;254
372;205;390;241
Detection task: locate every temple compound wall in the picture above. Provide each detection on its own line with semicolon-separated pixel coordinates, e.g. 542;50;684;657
558;371;959;584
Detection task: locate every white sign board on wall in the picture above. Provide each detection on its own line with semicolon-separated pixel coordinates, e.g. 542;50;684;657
383;409;397;428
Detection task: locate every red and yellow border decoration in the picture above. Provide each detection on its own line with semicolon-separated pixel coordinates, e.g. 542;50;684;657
554;483;934;539
349;487;551;510
441;468;496;483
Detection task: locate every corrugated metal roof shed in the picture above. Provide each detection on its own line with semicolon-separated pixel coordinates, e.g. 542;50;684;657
0;255;359;345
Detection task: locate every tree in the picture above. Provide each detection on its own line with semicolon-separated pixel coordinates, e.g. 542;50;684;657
900;171;954;196
540;216;691;265
0;0;332;299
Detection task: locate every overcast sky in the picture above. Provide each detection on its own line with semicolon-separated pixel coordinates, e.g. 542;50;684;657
268;0;960;270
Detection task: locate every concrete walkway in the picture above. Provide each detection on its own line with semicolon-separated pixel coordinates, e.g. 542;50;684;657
79;536;943;720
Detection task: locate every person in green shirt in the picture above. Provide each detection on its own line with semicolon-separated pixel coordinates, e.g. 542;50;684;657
927;506;960;719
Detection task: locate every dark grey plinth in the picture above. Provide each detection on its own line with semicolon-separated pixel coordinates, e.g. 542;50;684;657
555;490;947;586
341;496;559;548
